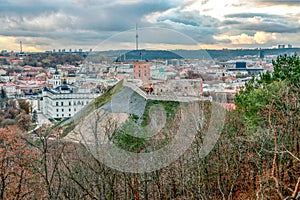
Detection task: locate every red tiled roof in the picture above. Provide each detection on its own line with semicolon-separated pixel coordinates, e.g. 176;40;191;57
221;103;236;110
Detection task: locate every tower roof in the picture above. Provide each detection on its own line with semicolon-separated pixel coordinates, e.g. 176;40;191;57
54;66;59;75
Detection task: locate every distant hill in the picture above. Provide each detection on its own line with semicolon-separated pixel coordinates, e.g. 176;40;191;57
16;48;300;64
92;48;300;61
89;50;183;62
174;48;300;60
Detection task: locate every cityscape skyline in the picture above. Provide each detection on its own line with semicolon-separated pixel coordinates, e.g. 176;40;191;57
0;0;299;52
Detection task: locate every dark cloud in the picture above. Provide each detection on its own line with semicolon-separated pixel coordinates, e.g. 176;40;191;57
221;20;242;25
225;13;284;19
240;23;300;33
0;0;58;16
68;0;176;32
155;10;222;44
0;0;299;50
0;0;188;50
0;0;176;36
0;0;225;48
224;12;300;33
158;12;220;28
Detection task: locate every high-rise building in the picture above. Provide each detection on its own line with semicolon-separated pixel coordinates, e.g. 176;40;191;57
259;50;264;59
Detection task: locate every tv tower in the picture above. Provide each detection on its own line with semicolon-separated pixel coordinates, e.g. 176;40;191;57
135;23;138;51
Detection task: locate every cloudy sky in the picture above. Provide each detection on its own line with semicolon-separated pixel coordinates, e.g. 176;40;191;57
0;0;299;52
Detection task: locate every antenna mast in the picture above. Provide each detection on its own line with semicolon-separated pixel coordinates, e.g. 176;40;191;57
20;41;23;53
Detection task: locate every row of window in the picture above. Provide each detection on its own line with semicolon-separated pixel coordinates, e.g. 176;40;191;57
57;113;71;117
56;108;76;112
55;100;89;106
135;65;148;69
138;73;148;77
55;107;77;118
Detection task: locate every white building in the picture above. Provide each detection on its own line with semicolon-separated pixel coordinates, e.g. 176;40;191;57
0;83;22;98
116;63;133;74
41;84;101;119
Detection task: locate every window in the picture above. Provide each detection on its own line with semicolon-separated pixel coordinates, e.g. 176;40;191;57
56;102;59;106
62;114;64;117
61;102;63;106
57;114;59;117
74;108;76;112
69;108;71;112
56;109;59;112
69;114;71;117
62;109;64;112
69;101;71;106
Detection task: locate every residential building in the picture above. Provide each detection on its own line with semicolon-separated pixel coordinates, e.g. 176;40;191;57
133;61;150;80
0;83;21;98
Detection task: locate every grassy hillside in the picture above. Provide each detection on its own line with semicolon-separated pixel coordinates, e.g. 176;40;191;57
60;80;124;136
112;100;181;152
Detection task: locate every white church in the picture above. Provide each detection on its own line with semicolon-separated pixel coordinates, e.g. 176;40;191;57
41;70;101;119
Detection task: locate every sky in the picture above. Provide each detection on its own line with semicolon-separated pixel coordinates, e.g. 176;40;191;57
0;0;299;52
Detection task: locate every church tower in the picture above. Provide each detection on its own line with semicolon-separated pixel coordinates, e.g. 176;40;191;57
53;68;61;88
